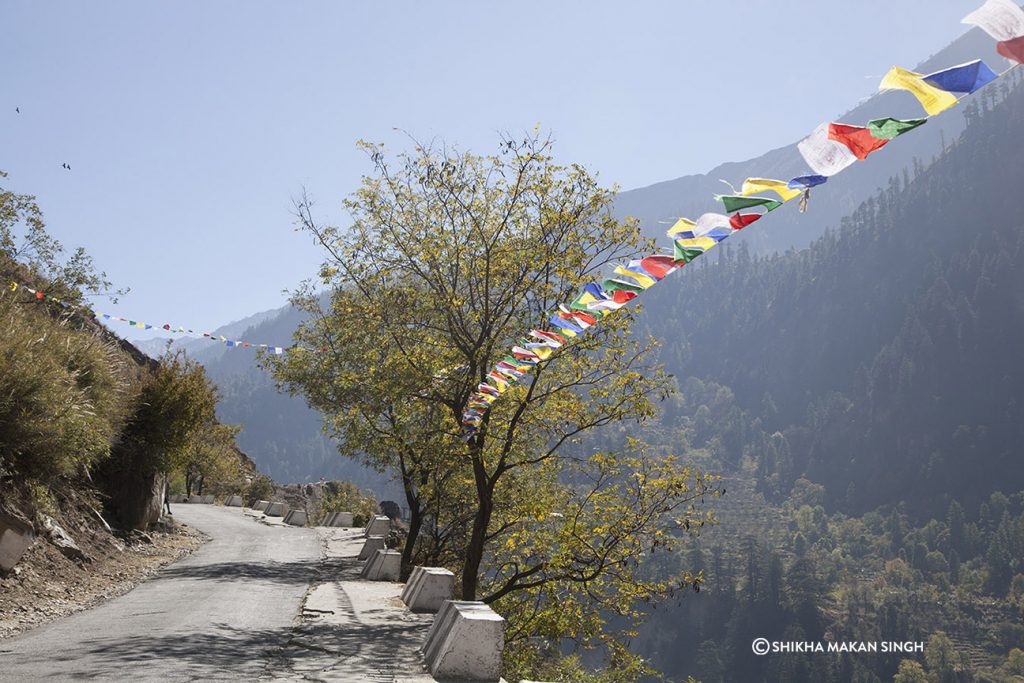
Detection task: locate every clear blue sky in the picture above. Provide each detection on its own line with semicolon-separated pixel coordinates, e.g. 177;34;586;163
2;1;972;338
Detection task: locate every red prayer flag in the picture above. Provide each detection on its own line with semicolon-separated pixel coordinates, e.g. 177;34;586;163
36;291;44;299
729;213;762;229
828;123;889;160
640;255;677;279
611;290;636;304
997;36;1024;64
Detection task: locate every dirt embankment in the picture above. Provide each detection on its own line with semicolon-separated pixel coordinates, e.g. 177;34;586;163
0;491;205;640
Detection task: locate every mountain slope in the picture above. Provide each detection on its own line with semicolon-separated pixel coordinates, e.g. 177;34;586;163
640;66;1024;518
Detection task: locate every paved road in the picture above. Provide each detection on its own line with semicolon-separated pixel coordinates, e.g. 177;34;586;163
0;505;320;682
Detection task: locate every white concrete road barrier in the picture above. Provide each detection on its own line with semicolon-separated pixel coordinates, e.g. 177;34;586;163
225;495;243;507
364;515;390;537
360;549;400;581
422;600;505;681
358;536;386;561
264;502;288;517
252;500;270;512
283;510;307;527
0;512;36;572
187;495;203;504
201;495;215;504
400;567;455;613
320;511;354;527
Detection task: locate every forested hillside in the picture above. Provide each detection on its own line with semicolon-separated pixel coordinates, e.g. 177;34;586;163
628;65;1024;683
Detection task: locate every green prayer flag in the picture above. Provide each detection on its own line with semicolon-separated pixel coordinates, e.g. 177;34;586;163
602;278;644;294
673;243;703;263
716;195;783;213
867;117;927;140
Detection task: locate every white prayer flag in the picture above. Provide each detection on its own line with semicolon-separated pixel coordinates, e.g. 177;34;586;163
798;123;858;177
963;0;1024;42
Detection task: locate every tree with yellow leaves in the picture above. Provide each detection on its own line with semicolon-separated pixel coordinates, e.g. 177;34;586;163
267;133;718;679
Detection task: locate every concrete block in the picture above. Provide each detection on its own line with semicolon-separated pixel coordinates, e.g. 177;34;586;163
283;510;307;527
321;511;354;527
0;512;36;572
224;495;243;507
360;549;400;581
201;495;215;504
187;495;203;504
423;600;504;681
264;501;288;517
401;566;455;613
358;535;386;561
252;500;270;512
364;515;390;537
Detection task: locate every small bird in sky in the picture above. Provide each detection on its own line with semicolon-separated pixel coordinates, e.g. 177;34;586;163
15;107;19;114
62;163;71;171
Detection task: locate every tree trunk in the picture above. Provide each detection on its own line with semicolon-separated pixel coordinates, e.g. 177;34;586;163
402;505;423;580
461;454;493;601
400;470;423;580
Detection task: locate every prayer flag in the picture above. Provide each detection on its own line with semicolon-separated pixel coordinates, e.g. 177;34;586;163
613;264;657;289
798;123;858;176
694;213;732;236
997;35;1024;63
962;0;1024;42
729;213;762;229
867;117;927;140
640;255;678;279
788;175;827;190
667;217;696;238
716;195;783;213
923;60;997;94
879;66;958;116
828;123;889;160
739;178;802;202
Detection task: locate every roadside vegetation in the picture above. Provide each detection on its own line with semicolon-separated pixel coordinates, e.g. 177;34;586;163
0;171;250;533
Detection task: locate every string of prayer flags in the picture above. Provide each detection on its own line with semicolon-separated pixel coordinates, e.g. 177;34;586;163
715;195;783;213
463;0;1021;435
7;280;309;356
739;178;802;202
867;117;927;140
879;66;959;115
798;123;858;176
923;60;998;94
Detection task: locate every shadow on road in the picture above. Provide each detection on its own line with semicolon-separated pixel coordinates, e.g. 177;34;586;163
33;624;293;678
157;559;318;586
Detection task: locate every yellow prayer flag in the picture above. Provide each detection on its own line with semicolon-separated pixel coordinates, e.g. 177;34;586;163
667;217;696;237
879;66;958;116
675;237;718;252
740;178;801;202
613;265;656;289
